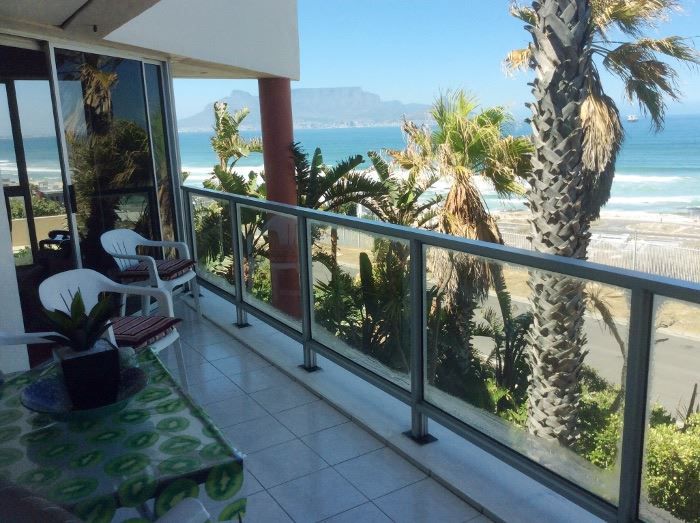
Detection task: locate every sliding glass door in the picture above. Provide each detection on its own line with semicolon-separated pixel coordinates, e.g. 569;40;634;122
54;49;158;270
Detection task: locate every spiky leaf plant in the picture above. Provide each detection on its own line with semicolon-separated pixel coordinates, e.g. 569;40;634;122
44;291;115;352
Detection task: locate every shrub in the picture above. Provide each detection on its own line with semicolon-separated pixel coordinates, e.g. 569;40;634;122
645;414;700;522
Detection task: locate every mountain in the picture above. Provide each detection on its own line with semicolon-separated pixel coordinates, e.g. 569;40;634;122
177;87;430;132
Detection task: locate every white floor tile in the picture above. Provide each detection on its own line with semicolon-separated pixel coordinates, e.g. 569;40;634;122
374;479;480;523
212;353;271;377
186;377;245;405
268;468;367;522
195;339;251;361
175;360;225;386
158;343;208;368
222;414;296;454
250;381;318;414
274;400;348;437
204;395;267;428
179;325;232;347
243;491;293;523
335;447;426;499
322;503;392;523
301;422;384;465
229;366;293;393
245;439;328;488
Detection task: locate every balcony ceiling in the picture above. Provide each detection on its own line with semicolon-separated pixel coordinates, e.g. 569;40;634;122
0;0;160;38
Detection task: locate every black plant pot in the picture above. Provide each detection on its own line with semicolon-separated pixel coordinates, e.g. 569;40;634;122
57;340;121;410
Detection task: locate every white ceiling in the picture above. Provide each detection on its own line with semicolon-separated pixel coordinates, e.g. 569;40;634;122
0;0;87;27
0;0;160;37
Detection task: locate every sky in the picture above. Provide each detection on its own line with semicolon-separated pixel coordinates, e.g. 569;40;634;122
174;0;700;120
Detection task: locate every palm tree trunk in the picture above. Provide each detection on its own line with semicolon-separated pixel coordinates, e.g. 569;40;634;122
526;0;592;446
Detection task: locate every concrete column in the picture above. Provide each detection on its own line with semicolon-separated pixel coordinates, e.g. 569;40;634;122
258;78;300;318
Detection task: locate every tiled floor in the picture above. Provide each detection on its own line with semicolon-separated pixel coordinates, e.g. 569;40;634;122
157;304;491;523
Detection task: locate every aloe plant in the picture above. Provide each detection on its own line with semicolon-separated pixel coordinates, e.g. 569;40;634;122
44;291;115;352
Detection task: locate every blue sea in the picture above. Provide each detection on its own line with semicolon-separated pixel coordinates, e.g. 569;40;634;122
179;115;700;216
3;115;700;216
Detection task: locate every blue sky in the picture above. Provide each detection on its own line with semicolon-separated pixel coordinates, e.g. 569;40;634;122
174;0;700;119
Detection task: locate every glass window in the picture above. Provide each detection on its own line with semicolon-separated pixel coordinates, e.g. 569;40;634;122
0;83;19;187
144;63;176;242
54;49;158;270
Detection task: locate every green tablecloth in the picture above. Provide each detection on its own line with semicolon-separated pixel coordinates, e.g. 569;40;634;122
0;349;246;522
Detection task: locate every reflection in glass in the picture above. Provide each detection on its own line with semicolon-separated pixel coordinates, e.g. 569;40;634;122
0;83;19;187
424;246;629;504
55;49;157;270
641;297;700;522
8;196;32;266
191;194;235;293
144;63;176;242
310;222;411;389
239;205;301;328
14;81;69;249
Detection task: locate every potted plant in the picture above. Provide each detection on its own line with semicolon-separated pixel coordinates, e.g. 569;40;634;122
44;291;121;410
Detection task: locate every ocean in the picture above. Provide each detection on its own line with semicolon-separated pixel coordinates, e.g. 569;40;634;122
3;114;700;216
180;114;700;217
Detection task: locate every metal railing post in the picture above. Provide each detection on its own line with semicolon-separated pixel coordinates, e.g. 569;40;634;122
617;288;654;522
406;239;435;443
230;202;249;327
183;190;201;302
297;216;318;371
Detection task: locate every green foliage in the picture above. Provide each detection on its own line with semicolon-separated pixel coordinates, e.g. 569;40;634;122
210;102;262;172
293;143;383;213
573;373;622;469
645;414;700;522
365;151;443;228
473;277;532;408
43;291;115;352
10;193;64;219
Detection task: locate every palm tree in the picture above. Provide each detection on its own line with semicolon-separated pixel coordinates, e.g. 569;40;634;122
198;102;266;290
391;93;532;364
507;1;699;445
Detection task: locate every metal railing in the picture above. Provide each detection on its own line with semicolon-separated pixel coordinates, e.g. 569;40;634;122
182;185;700;523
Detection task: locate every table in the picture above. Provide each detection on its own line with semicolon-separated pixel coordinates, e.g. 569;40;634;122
0;349;246;522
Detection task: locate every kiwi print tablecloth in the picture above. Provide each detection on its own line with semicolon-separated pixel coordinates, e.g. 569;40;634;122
0;349;246;522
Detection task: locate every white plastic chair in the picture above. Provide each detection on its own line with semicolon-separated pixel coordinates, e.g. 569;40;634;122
100;229;201;317
38;269;189;389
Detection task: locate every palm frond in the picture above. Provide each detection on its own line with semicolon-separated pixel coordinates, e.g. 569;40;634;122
367;150;391;181
509;2;536;25
581;77;624;174
603;40;689;129
591;0;680;36
504;47;533;74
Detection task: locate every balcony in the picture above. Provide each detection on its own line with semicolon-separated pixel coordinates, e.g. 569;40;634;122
178;185;700;523
167;300;490;523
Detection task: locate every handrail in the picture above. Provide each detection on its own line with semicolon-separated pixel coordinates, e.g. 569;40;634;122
181;184;696;521
183;185;700;304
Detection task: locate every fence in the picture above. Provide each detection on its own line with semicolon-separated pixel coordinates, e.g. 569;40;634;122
334;226;700;283
182;185;700;523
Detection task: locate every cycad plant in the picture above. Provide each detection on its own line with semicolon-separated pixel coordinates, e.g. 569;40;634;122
507;0;699;444
293;143;386;269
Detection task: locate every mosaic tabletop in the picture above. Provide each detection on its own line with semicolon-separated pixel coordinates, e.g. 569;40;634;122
0;349;246;522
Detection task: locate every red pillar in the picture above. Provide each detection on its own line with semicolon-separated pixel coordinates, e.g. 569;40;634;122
258;78;300;318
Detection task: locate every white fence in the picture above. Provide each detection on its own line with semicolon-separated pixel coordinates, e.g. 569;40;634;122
333;227;700;283
502;231;700;283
